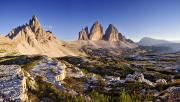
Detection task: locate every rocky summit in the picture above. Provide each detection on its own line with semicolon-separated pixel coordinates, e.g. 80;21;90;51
5;16;80;57
76;21;137;56
103;24;123;42
89;21;103;41
7;15;56;46
78;22;135;43
78;28;89;40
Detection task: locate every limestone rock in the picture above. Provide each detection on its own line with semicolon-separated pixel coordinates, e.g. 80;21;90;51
6;16;55;45
0;65;28;101
89;21;103;41
156;87;180;102
85;26;89;36
78;28;89;40
29;15;41;33
156;79;167;85
125;72;155;86
30;57;66;84
104;24;123;42
5;15;79;57
76;21;136;50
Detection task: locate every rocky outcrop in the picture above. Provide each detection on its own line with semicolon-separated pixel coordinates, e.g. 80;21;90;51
29;15;41;34
77;22;135;45
125;72;155;86
103;24;123;42
156;87;180;102
84;27;89;36
78;28;89;40
89;21;103;41
30;57;66;83
0;65;28;101
29;16;55;43
156;79;167;85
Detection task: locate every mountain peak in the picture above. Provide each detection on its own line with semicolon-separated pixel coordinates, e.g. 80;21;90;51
78;28;89;40
103;24;122;42
89;21;103;41
77;22;135;44
139;37;172;46
32;15;38;20
94;21;100;25
29;15;41;33
6;15;56;45
109;24;114;27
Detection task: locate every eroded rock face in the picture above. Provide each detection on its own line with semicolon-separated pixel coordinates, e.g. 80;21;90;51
30;57;66;83
29;16;55;42
78;29;89;40
104;24;123;42
125;72;155;86
6;15;55;46
29;15;41;33
85;27;89;36
156;79;167;85
78;22;135;44
5;15;78;57
89;21;103;41
0;65;28;101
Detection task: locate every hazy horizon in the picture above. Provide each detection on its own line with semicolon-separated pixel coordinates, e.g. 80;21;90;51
0;0;180;42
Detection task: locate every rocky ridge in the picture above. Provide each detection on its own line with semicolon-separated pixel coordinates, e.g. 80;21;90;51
104;24;123;42
89;21;103;41
5;16;80;57
78;28;89;40
0;16;137;57
78;21;134;43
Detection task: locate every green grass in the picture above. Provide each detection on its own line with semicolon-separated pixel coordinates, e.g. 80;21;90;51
0;56;18;63
0;55;42;72
63;77;87;94
27;76;87;102
58;56;135;78
0;49;6;53
154;82;180;91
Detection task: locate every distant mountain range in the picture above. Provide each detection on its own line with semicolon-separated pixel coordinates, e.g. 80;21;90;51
138;37;180;53
138;37;173;46
3;16;180;57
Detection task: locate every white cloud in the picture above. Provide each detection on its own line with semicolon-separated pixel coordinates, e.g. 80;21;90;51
44;25;53;31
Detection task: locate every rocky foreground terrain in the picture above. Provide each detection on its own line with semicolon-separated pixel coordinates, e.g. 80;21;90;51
0;51;179;102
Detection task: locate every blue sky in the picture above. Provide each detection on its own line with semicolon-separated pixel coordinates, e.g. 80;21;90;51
0;0;180;41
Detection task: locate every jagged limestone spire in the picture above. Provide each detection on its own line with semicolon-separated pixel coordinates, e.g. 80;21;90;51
29;15;41;33
89;21;103;41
